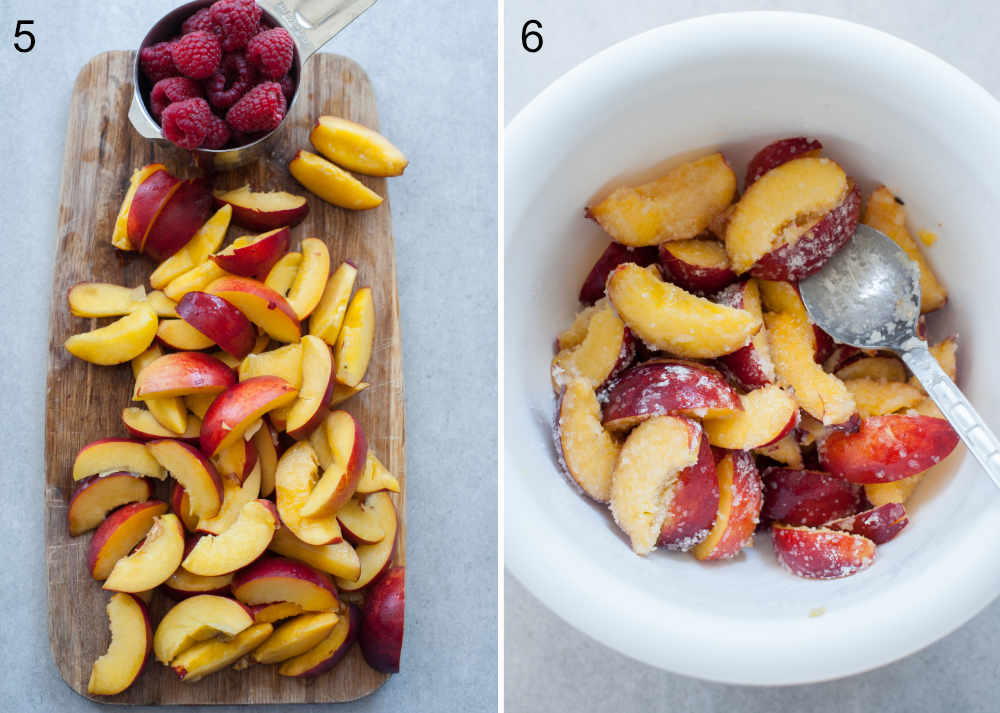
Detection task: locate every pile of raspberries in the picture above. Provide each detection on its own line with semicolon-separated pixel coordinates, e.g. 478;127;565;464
138;0;296;151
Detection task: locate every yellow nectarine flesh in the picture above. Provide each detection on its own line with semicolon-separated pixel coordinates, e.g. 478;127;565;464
150;204;232;289
290;150;383;210
309;261;359;343
65;303;158;365
310;115;408;177
334;286;374;387
287;238;331;320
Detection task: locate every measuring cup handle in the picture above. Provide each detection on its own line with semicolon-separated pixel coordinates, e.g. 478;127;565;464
258;0;377;61
128;94;163;140
899;342;1000;489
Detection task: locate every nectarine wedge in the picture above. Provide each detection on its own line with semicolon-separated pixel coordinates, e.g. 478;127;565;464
213;184;309;231
286;336;337;439
112;163;165;251
135;351;236;399
334;492;397;591
88;500;168;580
126;167;181;249
701;384;799;450
760;467;860;527
68;473;152;536
265;252;302;297
550;301;633;393
212;227;290;278
131;346;188;435
275;441;343;545
309;261;359;343
65;303;159;365
336;497;386;544
176;291;257;359
355;451;401;494
310;115;408;176
73;438;163;481
147;439;223;519
199;376;297;456
87;593;152;695
286;238;330;320
555;378;619;502
715;278;776;390
277;605;359;677
825;503;908;545
252;611;340;664
657;433;719;551
578;244;659;305
150;204;232;289
289;149;383;210
269;525;361;580
170;623;272;682
250;601;306;624
333;286;374;387
141;177;213;261
745;137;823;187
104;513;185;592
153;594;253;665
659;238;737;294
164;260;230;302
691;451;762;561
156;318;215;350
206;275;301;343
196;462;261;535
68;282;146;318
771;523;876;579
182;499;278;576
232;555;340;610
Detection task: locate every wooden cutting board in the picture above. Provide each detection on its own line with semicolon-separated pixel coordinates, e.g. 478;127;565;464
45;51;405;704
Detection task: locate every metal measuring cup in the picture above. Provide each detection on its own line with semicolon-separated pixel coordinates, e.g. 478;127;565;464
128;0;376;171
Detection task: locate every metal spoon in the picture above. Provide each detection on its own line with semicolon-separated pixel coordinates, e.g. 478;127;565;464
799;224;1000;487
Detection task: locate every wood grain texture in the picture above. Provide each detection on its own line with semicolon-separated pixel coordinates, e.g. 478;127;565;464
45;51;405;704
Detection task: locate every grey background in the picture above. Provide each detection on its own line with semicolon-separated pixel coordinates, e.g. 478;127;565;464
504;1;1000;711
0;0;497;711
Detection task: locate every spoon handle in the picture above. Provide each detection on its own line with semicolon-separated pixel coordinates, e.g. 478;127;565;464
900;343;1000;489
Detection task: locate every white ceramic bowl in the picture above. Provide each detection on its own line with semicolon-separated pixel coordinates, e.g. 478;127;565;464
504;12;1000;685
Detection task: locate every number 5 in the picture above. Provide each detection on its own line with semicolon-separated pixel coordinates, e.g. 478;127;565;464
14;20;35;53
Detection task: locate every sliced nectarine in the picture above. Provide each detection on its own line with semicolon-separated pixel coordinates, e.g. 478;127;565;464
286;336;336;439
691;451;762;561
865;474;925;508
333;286;374;387
701;384;799;450
68;473;152;536
843;378;923;418
126;167;181;249
716;278;776;389
253;422;279;498
252;611;340;664
104;513;185;592
863;186;947;312
355;451;401;494
606;262;760;358
555;378;619;502
211;439;257;483
239;342;303;387
112;164;165;250
301;409;369;516
334;492;397;591
140;177;213;261
87;500;168;580
657;433;719;551
212;227;290;278
588;153;736;246
68;282;146;317
87;593;152;695
163;260;230;302
150;204;232;289
771;523;876;579
176;291;257;360
265;251;302;297
199;376;297;456
182;499;278;576
206;275;301;343
135;352;235;399
131;346;188;435
277;605;359;677
550;301;633;393
162;565;233;600
153;594;253;665
336;497;386;544
73;438;163;481
745;137;823;187
147;439;223;519
309;261;359;343
65;303;159;365
310;115;408;176
232;555;340;610
608;416;701;555
170;623;273;682
214;184;308;230
250;601;306;624
760;467;860;527
275;441;343;545
556;299;608;351
659;238;737;294
826;503;908;545
156;318;215;350
197;463;261;535
754;433;803;469
286;238;331;320
289;149;383;210
269;525;361;580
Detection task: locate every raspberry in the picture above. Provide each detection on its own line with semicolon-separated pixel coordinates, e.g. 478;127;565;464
150;77;204;120
171;30;222;79
225;81;286;133
200;115;232;149
181;7;219;36
279;74;295;102
139;41;178;82
161;98;214;149
211;0;262;52
205;52;256;110
246;28;294;80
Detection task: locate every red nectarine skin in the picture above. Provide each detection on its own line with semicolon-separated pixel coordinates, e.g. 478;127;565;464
812;327;836;365
749;183;862;281
761;467;860;528
200;376;297;456
825;503;908;545
231;556;338;603
715;280;772;389
745;137;823;187
86;500;169;578
602;359;741;429
127;169;180;245
211;227;290;278
658;241;737;295
177;291;257;360
67;473;153;536
578;242;659;304
771;524;876;579
135;352;236;398
819;414;959;483
142;178;214;261
289;605;360;677
658;434;719;550
707;450;762;559
360;566;404;673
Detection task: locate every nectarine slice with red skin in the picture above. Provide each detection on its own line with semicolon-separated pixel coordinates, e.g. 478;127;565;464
310;261;359;343
588;153;737;247
289;149;384;210
68;473;152;536
232;555;340;610
250;601;306;624
556;299;608;351
750;182;861;281
182;499;278;576
214;184;309;231
265;252;302;297
164;260;230;302
355;451;401;495
287;238;331;320
359;566;404;673
67;282;146;317
745;137;823;187
161;565;234;600
206;275;302;343
286;336;337;440
87;592;152;695
766;311;856;425
156;318;216;351
171;484;199;532
142;177;214;261
252;611;340;664
277;605;359;677
819;414;960;483
701;385;799;450
555;378;620;503
132;346;188;435
112;163;165;251
691;451;762;561
104;513;185;592
170;622;273;682
65;303;159;366
153;593;254;665
73;438;164;481
760;467;860;528
300;409;369;516
609;416;702;555
659;238;737;295
715;279;775;390
657;433;719;551
147;439;224;519
135;351;236;399
239;342;304;388
127;168;181;248
269;525;361;581
578;243;658;304
334;286;375;387
863;185;947;313
150;204;232;289
551;301;634;393
200;376;298;457
275;441;344;545
87;500;169;580
771;523;876;579
196;463;261;535
825;503;908;544
177;291;257;359
335;492;398;590
754;433;803;469
310;115;409;177
212;438;258;483
123;407;201;443
253;422;279;498
212;227;290;278
602;359;742;431
336;497;386;545
606;262;760;359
